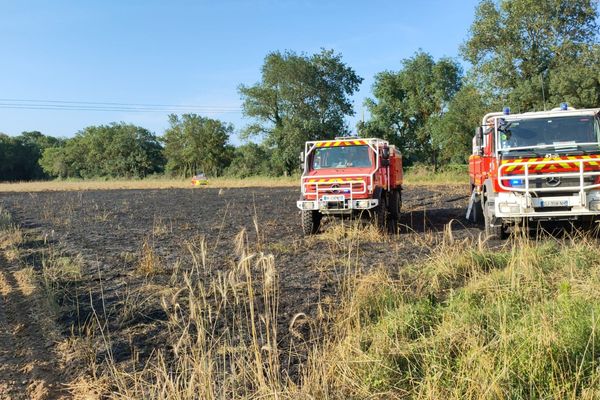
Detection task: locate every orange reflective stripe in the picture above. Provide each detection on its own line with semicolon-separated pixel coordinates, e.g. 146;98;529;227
313;139;369;147
505;159;523;172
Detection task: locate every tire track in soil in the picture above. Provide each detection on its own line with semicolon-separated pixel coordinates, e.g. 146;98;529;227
0;254;67;400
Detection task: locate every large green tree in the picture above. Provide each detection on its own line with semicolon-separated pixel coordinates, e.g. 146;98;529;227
430;84;489;164
225;143;273;178
359;51;462;166
0;131;62;181
462;0;600;111
239;49;363;175
40;123;164;178
163;114;233;177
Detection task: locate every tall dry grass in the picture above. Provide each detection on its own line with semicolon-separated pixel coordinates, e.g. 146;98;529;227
84;226;600;399
80;228;287;399
0;176;298;192
0;168;468;193
6;199;599;398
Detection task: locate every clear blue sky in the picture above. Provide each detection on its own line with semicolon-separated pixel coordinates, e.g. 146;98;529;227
0;0;481;144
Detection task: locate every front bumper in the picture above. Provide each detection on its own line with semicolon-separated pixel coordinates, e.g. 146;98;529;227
297;198;379;214
494;191;600;219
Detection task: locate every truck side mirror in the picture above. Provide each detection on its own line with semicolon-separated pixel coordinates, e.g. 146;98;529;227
473;127;484;155
475;127;483;147
299;151;305;163
382;147;390;160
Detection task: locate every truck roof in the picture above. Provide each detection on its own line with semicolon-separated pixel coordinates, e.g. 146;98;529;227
305;137;389;147
490;108;600;122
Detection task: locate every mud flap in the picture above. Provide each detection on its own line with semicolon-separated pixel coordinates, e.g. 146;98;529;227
466;189;480;222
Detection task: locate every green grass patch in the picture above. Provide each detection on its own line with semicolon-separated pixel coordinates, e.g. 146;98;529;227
322;238;600;399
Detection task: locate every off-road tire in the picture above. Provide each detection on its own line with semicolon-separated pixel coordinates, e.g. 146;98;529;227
373;193;388;231
388;190;401;233
301;210;321;236
483;198;508;240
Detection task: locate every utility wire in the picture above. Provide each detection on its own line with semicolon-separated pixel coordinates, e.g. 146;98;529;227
0;104;243;113
0;98;243;113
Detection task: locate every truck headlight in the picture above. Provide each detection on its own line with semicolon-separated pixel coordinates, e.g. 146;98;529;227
302;201;316;210
355;200;370;208
498;202;520;213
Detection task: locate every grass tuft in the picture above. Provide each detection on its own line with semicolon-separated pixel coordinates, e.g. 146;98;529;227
305;234;600;399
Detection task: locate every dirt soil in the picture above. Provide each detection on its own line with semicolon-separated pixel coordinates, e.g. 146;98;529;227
0;184;478;394
0;240;69;399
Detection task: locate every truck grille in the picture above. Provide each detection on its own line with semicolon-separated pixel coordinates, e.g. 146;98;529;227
527;176;595;189
305;182;365;193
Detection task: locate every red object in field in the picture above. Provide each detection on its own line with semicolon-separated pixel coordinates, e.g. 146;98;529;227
296;137;403;235
467;106;600;239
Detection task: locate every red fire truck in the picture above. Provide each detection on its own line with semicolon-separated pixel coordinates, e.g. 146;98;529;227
297;137;403;235
467;104;600;238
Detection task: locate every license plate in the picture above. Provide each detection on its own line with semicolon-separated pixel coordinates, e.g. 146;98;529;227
321;195;345;202
537;199;570;207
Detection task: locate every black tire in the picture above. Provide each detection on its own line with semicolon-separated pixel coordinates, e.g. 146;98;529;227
389;190;401;220
373;193;388;231
301;210;321;236
483;198;508;240
388;190;401;233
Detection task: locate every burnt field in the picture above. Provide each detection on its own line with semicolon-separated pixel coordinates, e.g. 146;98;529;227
0;184;477;388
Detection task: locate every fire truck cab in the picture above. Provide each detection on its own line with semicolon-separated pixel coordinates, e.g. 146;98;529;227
297;137;402;235
467;104;600;238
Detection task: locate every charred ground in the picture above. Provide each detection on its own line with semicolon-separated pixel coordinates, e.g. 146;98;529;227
0;184;477;391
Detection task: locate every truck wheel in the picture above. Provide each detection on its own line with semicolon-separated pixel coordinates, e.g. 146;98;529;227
389;190;401;219
373;194;388;231
388;190;401;233
301;210;321;236
472;196;483;225
483;199;508;240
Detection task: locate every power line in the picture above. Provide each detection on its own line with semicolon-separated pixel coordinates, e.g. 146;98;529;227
0;98;243;113
0;104;243;113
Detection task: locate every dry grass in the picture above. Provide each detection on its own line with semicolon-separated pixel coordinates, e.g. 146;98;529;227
80;228;284;399
0;206;24;259
0;168;468;192
5;197;599;398
136;240;165;276
317;219;389;243
0;176;299;192
67;226;600;399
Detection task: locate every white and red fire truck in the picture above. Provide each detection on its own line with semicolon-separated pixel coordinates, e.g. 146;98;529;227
467;104;600;238
297;137;403;235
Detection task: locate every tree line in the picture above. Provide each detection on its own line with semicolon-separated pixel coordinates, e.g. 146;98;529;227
2;0;599;182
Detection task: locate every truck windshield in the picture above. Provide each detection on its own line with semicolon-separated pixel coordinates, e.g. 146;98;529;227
312;145;372;169
499;115;600;152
